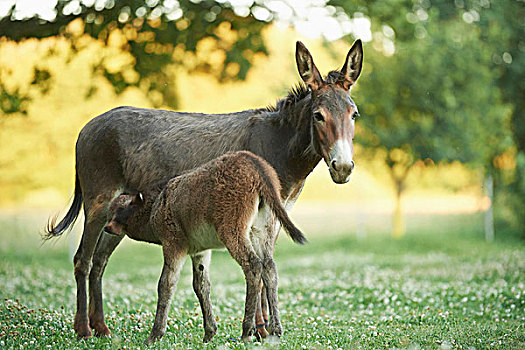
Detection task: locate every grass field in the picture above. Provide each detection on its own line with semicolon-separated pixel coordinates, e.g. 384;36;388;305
0;211;524;349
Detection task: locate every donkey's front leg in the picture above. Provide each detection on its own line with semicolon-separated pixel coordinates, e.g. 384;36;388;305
262;257;282;337
191;250;217;343
146;247;186;345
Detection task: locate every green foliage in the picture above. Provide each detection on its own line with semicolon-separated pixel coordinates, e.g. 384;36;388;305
481;0;525;235
333;0;522;235
0;0;271;110
357;17;511;166
1;213;524;348
0;82;30;115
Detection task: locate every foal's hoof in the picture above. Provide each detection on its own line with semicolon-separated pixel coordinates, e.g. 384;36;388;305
268;322;283;337
203;333;216;343
242;326;257;343
241;335;254;343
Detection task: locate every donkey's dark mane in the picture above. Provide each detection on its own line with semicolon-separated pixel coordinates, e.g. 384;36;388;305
265;70;343;114
265;82;310;113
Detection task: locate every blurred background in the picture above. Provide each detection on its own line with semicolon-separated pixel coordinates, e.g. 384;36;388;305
0;0;523;248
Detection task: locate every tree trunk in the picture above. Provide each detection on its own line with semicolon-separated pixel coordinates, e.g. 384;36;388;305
484;173;495;242
393;179;406;238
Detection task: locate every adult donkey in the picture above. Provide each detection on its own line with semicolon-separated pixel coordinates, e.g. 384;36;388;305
46;40;363;340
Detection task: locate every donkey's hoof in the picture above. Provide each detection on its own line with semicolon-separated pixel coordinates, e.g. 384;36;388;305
75;328;93;339
74;321;92;339
92;323;111;337
255;324;269;341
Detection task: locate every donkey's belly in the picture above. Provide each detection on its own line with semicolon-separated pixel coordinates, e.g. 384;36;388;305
187;223;225;254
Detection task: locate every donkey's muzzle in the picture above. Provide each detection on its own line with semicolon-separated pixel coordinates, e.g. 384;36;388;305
328;138;355;184
329;159;355;184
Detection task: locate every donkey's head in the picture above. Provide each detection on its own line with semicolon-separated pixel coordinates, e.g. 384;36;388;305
104;193;144;235
296;40;363;184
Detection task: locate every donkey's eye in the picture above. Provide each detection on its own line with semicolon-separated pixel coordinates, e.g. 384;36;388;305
352;112;360;120
314;112;325;122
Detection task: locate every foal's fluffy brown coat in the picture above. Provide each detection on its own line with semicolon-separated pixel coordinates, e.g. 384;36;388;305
105;151;306;343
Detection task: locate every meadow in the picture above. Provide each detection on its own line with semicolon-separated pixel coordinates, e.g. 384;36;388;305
0;211;523;349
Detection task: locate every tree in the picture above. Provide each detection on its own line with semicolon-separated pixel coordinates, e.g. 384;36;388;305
0;0;272;114
478;0;525;236
332;0;513;237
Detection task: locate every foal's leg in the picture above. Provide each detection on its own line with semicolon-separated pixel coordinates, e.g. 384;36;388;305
73;199;107;338
88;233;124;336
238;250;263;342
223;230;263;342
191;250;217;342
146;245;187;345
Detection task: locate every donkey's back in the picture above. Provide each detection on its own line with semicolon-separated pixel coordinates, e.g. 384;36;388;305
76;106;257;197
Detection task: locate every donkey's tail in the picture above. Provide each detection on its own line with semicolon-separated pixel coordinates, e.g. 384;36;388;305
245;153;307;245
44;171;83;239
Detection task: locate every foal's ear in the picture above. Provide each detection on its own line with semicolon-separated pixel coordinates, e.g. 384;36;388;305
131;193;144;206
340;39;363;90
296;41;324;91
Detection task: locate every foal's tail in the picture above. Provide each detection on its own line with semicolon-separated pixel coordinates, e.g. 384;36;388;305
44;171;83;239
244;153;307;245
266;190;308;245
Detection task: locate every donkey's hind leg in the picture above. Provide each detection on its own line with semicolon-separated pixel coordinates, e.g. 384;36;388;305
88;233;124;336
261;256;282;337
191;250;217;343
255;284;269;340
73;200;107;338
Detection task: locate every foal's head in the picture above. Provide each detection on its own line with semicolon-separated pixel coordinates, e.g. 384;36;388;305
296;40;363;184
104;193;144;235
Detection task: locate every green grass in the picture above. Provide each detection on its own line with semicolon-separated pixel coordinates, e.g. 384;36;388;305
0;212;524;349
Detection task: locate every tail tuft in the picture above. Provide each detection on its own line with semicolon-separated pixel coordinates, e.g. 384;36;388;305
43;173;83;240
284;222;308;245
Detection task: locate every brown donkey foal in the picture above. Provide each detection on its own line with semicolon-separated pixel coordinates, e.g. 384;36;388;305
104;151;307;344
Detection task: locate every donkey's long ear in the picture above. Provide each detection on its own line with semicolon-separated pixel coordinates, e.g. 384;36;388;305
340;39;363;90
296;41;324;91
